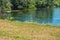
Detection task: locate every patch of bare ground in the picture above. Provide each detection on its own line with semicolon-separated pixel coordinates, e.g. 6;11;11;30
0;37;15;40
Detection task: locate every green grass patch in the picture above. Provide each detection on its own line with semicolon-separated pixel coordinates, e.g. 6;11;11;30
0;20;60;40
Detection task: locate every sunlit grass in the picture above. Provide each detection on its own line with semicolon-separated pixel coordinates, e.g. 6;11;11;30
0;19;60;40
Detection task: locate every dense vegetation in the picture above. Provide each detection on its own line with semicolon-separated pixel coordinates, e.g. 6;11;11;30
0;0;60;10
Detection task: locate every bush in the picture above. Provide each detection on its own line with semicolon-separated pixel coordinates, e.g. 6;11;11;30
6;17;15;21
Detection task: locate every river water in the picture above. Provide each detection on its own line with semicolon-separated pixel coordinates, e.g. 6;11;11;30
0;8;60;26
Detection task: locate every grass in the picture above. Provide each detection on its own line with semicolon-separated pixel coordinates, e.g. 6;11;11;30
0;19;60;40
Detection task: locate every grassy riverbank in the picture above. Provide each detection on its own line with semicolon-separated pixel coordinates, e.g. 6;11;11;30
0;19;60;40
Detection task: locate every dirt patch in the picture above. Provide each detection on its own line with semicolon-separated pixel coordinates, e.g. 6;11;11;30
0;37;15;40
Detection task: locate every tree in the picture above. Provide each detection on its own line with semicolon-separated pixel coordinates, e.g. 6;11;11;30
1;0;11;11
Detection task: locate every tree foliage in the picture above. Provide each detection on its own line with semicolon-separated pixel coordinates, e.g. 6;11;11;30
0;0;60;10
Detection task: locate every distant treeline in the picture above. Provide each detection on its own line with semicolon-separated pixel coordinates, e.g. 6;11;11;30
0;0;60;10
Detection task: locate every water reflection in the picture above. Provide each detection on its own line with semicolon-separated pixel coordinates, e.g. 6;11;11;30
34;8;53;24
0;8;60;26
52;8;60;25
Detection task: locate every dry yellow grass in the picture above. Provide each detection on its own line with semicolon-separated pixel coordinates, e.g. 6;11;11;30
0;20;60;40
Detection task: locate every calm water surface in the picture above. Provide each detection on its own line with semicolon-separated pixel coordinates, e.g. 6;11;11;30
1;8;60;26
